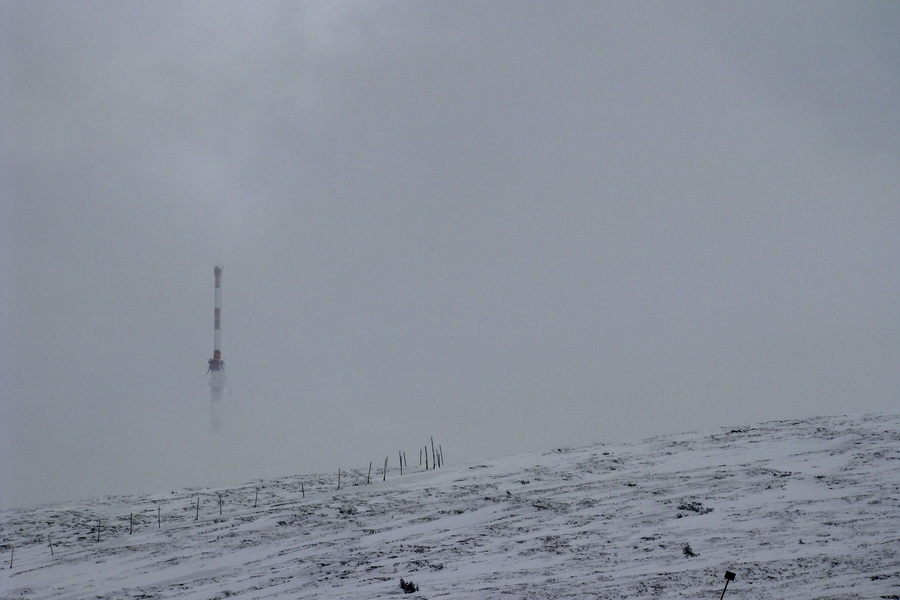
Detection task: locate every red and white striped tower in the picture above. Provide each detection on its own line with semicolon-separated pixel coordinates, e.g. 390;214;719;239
208;266;224;437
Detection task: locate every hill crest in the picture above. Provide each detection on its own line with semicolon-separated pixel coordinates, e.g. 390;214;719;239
2;412;899;599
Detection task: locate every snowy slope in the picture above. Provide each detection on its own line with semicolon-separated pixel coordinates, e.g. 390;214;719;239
2;412;899;599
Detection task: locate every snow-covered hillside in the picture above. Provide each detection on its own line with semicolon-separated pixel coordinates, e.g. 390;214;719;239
2;412;899;599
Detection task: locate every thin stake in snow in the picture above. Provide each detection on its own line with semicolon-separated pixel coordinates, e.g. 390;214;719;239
48;534;54;556
301;482;305;498
254;488;259;508
367;462;373;484
129;512;133;535
195;497;200;520
157;506;161;528
218;494;223;515
8;546;12;569
337;469;342;490
399;451;403;476
431;437;436;469
383;456;389;481
720;570;736;600
96;520;102;543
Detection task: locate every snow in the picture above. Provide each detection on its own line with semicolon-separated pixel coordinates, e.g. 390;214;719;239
2;412;898;599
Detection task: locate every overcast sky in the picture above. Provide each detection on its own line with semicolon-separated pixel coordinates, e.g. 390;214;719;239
2;1;898;509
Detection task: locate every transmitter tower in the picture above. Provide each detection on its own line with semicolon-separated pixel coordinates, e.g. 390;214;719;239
207;266;224;483
208;266;224;433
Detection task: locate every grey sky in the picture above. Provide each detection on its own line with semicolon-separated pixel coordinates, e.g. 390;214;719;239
2;1;898;509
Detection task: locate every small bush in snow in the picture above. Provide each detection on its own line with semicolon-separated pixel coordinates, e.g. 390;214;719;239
677;501;713;515
683;542;697;557
400;578;418;593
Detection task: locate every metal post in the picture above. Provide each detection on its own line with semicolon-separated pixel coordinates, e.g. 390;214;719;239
720;571;736;600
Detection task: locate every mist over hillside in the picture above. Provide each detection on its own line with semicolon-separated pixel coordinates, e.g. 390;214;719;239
2;412;898;599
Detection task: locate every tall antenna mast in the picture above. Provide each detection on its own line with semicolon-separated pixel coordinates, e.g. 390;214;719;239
208;266;224;479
